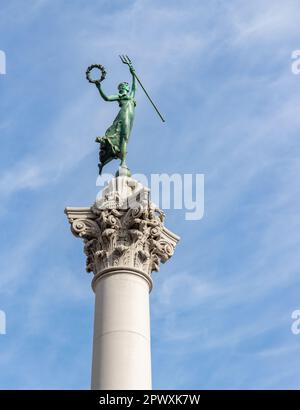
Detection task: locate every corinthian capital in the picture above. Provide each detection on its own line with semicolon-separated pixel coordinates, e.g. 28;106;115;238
65;177;180;282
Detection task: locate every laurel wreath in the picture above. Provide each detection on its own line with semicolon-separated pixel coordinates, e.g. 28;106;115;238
86;64;107;84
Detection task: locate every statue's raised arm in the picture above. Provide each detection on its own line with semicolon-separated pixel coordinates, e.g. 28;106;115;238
95;81;119;102
129;64;136;98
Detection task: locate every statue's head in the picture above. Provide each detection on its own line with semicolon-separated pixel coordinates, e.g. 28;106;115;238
118;82;130;94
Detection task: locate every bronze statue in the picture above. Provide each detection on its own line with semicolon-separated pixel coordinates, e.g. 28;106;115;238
86;56;164;176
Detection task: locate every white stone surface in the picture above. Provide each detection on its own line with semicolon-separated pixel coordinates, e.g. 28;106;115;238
65;176;179;390
91;270;151;390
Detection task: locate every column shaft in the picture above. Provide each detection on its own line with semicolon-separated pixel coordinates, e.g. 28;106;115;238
91;270;152;390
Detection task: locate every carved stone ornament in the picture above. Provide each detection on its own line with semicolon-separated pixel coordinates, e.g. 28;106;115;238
65;177;180;283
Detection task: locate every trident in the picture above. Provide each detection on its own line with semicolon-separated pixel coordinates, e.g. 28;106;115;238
119;55;165;123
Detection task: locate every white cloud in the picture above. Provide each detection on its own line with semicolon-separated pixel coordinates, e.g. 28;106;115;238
0;161;44;198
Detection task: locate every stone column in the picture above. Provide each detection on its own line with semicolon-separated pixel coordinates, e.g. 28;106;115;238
65;176;179;390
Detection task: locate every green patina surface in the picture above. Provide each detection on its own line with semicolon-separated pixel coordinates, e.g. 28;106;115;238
88;56;164;176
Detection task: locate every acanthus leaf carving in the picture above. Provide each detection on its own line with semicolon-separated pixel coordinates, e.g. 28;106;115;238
65;178;179;277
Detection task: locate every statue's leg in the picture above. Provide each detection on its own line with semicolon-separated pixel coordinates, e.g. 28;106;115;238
120;122;129;166
120;137;127;166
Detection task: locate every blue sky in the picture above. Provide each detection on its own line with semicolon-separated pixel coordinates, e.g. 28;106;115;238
1;0;300;389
